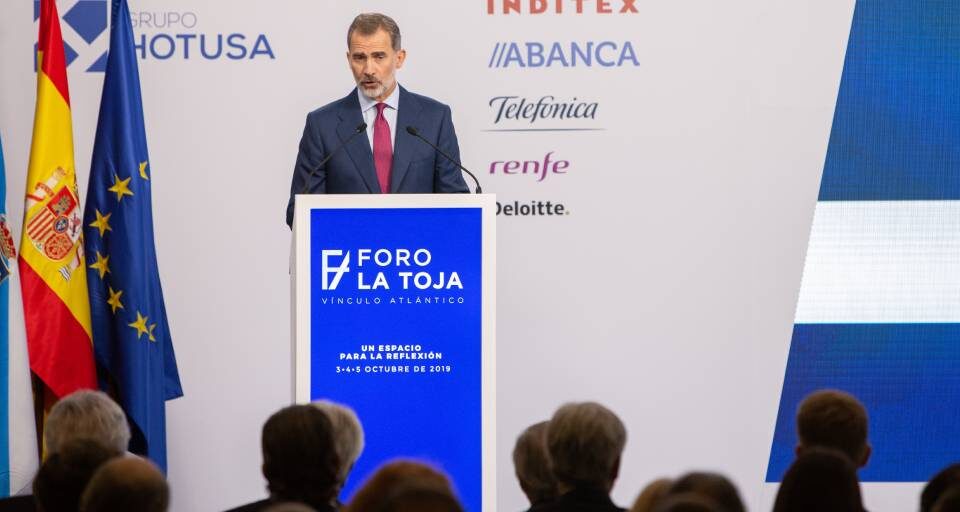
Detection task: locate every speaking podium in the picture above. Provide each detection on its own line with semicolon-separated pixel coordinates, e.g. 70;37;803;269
291;194;496;511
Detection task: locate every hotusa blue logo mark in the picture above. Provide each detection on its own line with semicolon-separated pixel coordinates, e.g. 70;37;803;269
32;2;275;72
33;0;109;72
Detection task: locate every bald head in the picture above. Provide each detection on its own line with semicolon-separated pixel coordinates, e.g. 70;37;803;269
80;457;169;512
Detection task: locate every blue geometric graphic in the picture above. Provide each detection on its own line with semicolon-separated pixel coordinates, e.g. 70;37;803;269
768;0;960;482
63;1;108;44
33;0;108;73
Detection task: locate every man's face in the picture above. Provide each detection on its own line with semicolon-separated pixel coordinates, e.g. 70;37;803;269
347;29;406;101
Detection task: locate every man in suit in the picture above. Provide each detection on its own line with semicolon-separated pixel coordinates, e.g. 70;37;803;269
286;13;469;227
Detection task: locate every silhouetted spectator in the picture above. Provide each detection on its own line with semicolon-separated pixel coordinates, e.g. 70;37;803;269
795;389;870;468
540;402;627;512
772;448;863;512
513;421;558;511
44;390;131;456
932;486;960;512
379;484;464;512
629;478;672;512
33;440;119;512
344;460;459;512
922;464;960;512
652;494;720;512
80;456;169;512
225;405;340;512
664;472;744;512
263;504;316;512
312;400;365;508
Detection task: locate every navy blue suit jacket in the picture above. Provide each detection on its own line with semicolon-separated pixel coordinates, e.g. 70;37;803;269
285;86;469;226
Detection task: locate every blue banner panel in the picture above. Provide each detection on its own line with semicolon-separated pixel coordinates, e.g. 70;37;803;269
310;208;482;510
818;0;960;201
767;323;960;482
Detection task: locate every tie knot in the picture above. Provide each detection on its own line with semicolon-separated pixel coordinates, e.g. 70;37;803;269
376;102;388;115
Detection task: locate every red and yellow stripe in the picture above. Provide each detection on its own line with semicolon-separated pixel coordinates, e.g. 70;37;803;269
19;0;96;399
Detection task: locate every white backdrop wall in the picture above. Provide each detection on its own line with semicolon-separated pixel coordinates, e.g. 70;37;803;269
3;1;921;511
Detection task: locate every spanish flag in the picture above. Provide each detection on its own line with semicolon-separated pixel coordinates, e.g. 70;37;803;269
19;0;96;401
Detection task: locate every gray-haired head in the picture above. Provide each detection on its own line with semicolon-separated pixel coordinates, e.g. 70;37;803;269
546;402;626;491
45;390;131;456
513;421;558;506
347;13;401;51
313;400;365;484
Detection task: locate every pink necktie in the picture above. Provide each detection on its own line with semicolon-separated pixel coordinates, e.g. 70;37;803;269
373;103;393;193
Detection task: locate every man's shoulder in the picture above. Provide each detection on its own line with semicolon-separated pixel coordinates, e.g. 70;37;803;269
402;87;451;113
305;90;357;123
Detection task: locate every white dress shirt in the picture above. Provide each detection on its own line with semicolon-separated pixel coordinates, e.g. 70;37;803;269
357;85;400;151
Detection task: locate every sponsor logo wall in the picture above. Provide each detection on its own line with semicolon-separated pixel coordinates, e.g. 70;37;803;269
5;1;920;511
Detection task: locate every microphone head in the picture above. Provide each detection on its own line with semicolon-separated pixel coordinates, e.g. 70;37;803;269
405;126;419;136
356;122;367;132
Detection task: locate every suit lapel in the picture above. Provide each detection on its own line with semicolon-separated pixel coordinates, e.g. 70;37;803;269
337;90;380;193
390;86;423;192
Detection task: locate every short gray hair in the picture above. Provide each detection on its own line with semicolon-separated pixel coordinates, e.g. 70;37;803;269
347;13;401;51
546;402;626;488
513;421;557;504
45;390;131;456
312;400;365;482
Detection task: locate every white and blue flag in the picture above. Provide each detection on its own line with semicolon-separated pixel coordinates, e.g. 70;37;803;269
0;134;39;496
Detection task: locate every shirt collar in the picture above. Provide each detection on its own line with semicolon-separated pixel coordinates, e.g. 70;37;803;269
358;84;400;113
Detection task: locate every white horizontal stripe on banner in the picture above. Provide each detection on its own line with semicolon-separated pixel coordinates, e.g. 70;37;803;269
794;200;960;323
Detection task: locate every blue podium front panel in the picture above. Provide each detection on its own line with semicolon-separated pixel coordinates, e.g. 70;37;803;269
308;207;483;510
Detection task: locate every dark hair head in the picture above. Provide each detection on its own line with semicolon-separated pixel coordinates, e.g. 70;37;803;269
796;389;869;464
80;457;169;512
653;493;722;512
667;472;745;512
379;484;464;512
33;439;119;512
348;13;401;51
932;486;960;512
261;404;340;508
345;460;457;512
630;478;673;512
922;464;960;512
772;448;863;512
513;421;558;506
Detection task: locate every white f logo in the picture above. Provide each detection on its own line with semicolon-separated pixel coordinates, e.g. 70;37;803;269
321;250;351;290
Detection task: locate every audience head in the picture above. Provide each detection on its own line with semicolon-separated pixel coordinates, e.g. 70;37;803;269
80;457;169;512
312;399;365;486
772;448;863;512
513;420;558;506
33;439;119;512
546;401;626;492
44;390;131;456
263;504;317;512
795;389;870;467
653;494;721;512
932;486;960;512
665;472;744;512
379;484;464;512
922;464;960;512
630;478;673;512
345;460;459;512
261;404;341;508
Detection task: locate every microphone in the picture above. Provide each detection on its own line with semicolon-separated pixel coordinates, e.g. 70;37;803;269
405;126;482;194
298;122;367;195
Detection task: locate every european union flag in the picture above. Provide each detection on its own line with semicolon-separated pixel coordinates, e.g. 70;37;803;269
84;0;182;473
